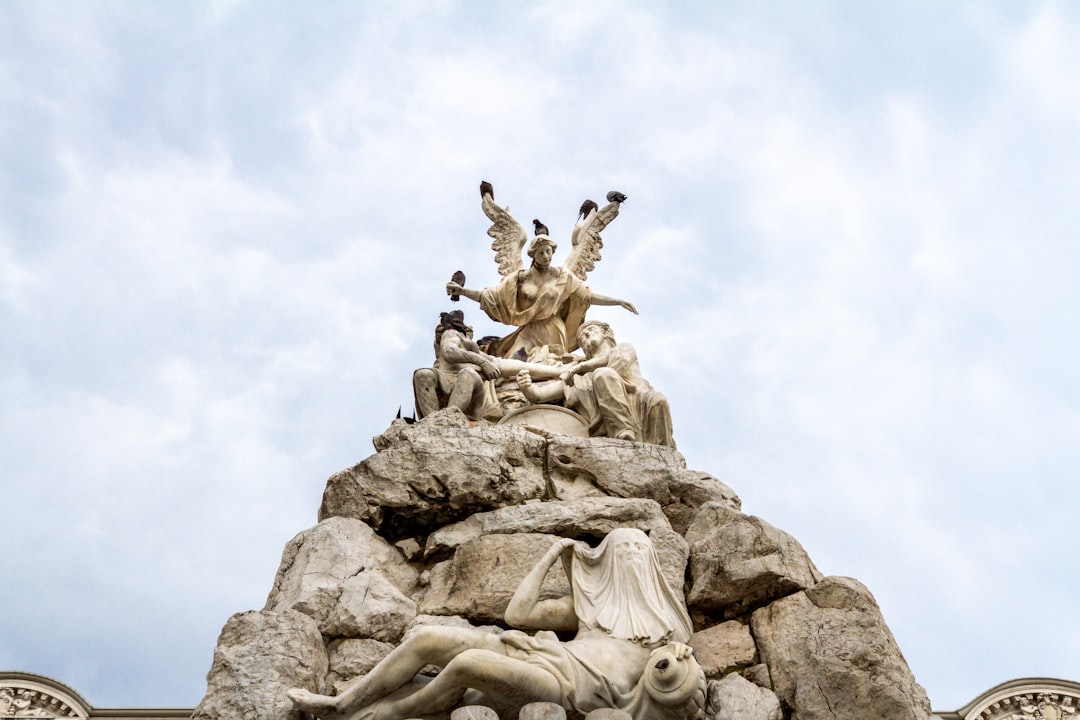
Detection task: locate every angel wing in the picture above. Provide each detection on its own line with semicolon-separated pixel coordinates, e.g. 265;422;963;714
480;181;528;277
563;196;622;281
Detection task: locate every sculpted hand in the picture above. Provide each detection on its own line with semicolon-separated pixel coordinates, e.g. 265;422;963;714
620;300;639;315
668;642;694;660
446;281;464;296
479;359;500;380
516;369;532;390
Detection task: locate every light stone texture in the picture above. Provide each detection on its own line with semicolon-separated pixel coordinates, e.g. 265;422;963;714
584;711;632;720
750;576;931;720
193;610;327;720
647;526;690;599
685;502;822;623
423;497;671;558
419;533;570;623
264;517;418;642
545;437;740;534
518;702;567;720
322;409;548;537
705;674;782;720
740;664;772;690
450;706;500;720
689;621;757;678
325;638;394;695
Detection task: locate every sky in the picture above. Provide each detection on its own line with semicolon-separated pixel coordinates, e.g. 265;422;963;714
2;0;1078;712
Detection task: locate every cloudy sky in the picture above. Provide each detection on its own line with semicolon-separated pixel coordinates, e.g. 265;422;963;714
3;1;1078;712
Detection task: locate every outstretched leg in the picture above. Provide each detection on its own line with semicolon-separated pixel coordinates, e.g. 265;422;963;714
360;649;562;720
288;626;505;719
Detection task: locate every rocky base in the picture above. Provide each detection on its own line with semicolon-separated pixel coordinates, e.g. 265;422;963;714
195;409;930;720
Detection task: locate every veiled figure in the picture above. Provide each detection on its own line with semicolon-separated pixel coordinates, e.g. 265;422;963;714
288;529;703;720
447;182;637;359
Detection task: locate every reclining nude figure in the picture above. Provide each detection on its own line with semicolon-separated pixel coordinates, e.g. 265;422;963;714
287;528;704;720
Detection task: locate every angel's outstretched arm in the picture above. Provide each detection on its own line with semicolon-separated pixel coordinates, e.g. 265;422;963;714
590;292;638;314
446;281;481;303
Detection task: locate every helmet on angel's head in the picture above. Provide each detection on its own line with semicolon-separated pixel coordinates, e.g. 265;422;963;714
527;235;558;258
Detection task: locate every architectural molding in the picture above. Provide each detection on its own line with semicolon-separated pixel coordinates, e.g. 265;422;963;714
0;674;189;720
934;678;1080;720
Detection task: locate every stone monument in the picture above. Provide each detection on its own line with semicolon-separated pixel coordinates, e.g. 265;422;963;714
192;183;933;720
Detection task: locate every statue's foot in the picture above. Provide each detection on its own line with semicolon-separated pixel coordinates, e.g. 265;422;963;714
286;688;341;716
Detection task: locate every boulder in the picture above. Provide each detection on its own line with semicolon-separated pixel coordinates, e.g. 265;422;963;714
193;610;327;720
750;576;931;720
686;503;822;623
264;517;418;641
420;533;570;623
424;497;672;558
689;620;757;678
545;436;740;533
321;409;548;537
705;674;782;720
325;638;394;695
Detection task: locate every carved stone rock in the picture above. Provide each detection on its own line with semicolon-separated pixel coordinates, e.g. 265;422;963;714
685;502;822;623
705;674;782;720
193;610;328;720
264;517;418;642
325;638;394;695
321;409;548;537
424;497;672;558
545;436;740;533
750;576;931;720
519;702;567;720
688;620;757;678
419;533;571;623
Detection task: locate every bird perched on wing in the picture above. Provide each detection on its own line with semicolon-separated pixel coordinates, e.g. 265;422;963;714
606;191;627;203
533;219;549;237
578;199;599;220
480;180;494;199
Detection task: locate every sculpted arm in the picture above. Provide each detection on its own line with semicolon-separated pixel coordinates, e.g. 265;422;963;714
441;332;500;380
568;348;612;377
588;291;638;315
446;282;482;303
504;538;579;631
515;369;567;404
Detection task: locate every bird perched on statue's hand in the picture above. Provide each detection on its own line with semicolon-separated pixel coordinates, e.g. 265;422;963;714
606;191;627;204
533;219;549;237
449;270;466;301
578;199;599;220
480;180;494;199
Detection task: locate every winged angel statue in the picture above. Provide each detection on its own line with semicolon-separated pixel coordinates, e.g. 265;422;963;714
445;181;638;359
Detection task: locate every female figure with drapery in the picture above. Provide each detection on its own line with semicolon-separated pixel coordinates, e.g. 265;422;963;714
287;528;705;720
446;182;638;359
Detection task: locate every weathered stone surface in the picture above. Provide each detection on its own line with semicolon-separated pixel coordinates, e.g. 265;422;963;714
325;638;394;695
519;702;566;720
420;533;570;623
545;436;740;533
321;409;548;538
424;497;671;558
686;503;822;623
705;674;782;720
647;526;690;598
740;664;772;690
583;710;631;720
750;576;931;720
450;706;500;720
265;517;418;641
689;620;757;678
404;613;504;636
193;610;327;720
